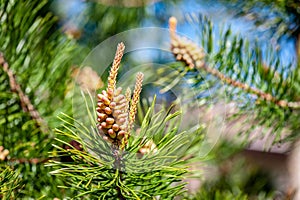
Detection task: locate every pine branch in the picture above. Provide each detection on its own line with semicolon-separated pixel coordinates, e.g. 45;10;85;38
96;43;145;199
169;16;300;109
0;52;49;132
49;43;202;199
50;94;193;199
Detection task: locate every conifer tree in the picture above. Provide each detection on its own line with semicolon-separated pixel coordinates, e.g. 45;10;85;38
1;0;299;199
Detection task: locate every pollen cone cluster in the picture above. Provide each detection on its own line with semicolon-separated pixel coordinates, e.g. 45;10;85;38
96;42;143;148
169;17;206;69
97;87;128;146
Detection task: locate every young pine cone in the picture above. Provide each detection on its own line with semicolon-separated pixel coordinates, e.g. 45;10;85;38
96;42;143;148
97;87;129;146
169;17;206;69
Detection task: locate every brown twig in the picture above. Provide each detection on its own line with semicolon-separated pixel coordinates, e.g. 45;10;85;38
0;52;49;132
202;64;289;106
7;158;50;164
169;17;300;109
203;59;300;108
112;145;126;200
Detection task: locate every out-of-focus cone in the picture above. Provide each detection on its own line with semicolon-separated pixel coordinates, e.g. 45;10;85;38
72;66;104;92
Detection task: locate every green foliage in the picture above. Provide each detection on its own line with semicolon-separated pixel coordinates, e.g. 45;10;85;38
161;14;298;145
198;15;293;142
0;0;78;135
49;93;204;199
0;0;78;198
0;166;21;200
194;15;293;101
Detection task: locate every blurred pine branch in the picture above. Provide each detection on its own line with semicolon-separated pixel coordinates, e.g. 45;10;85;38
161;15;300;146
0;0;78;198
